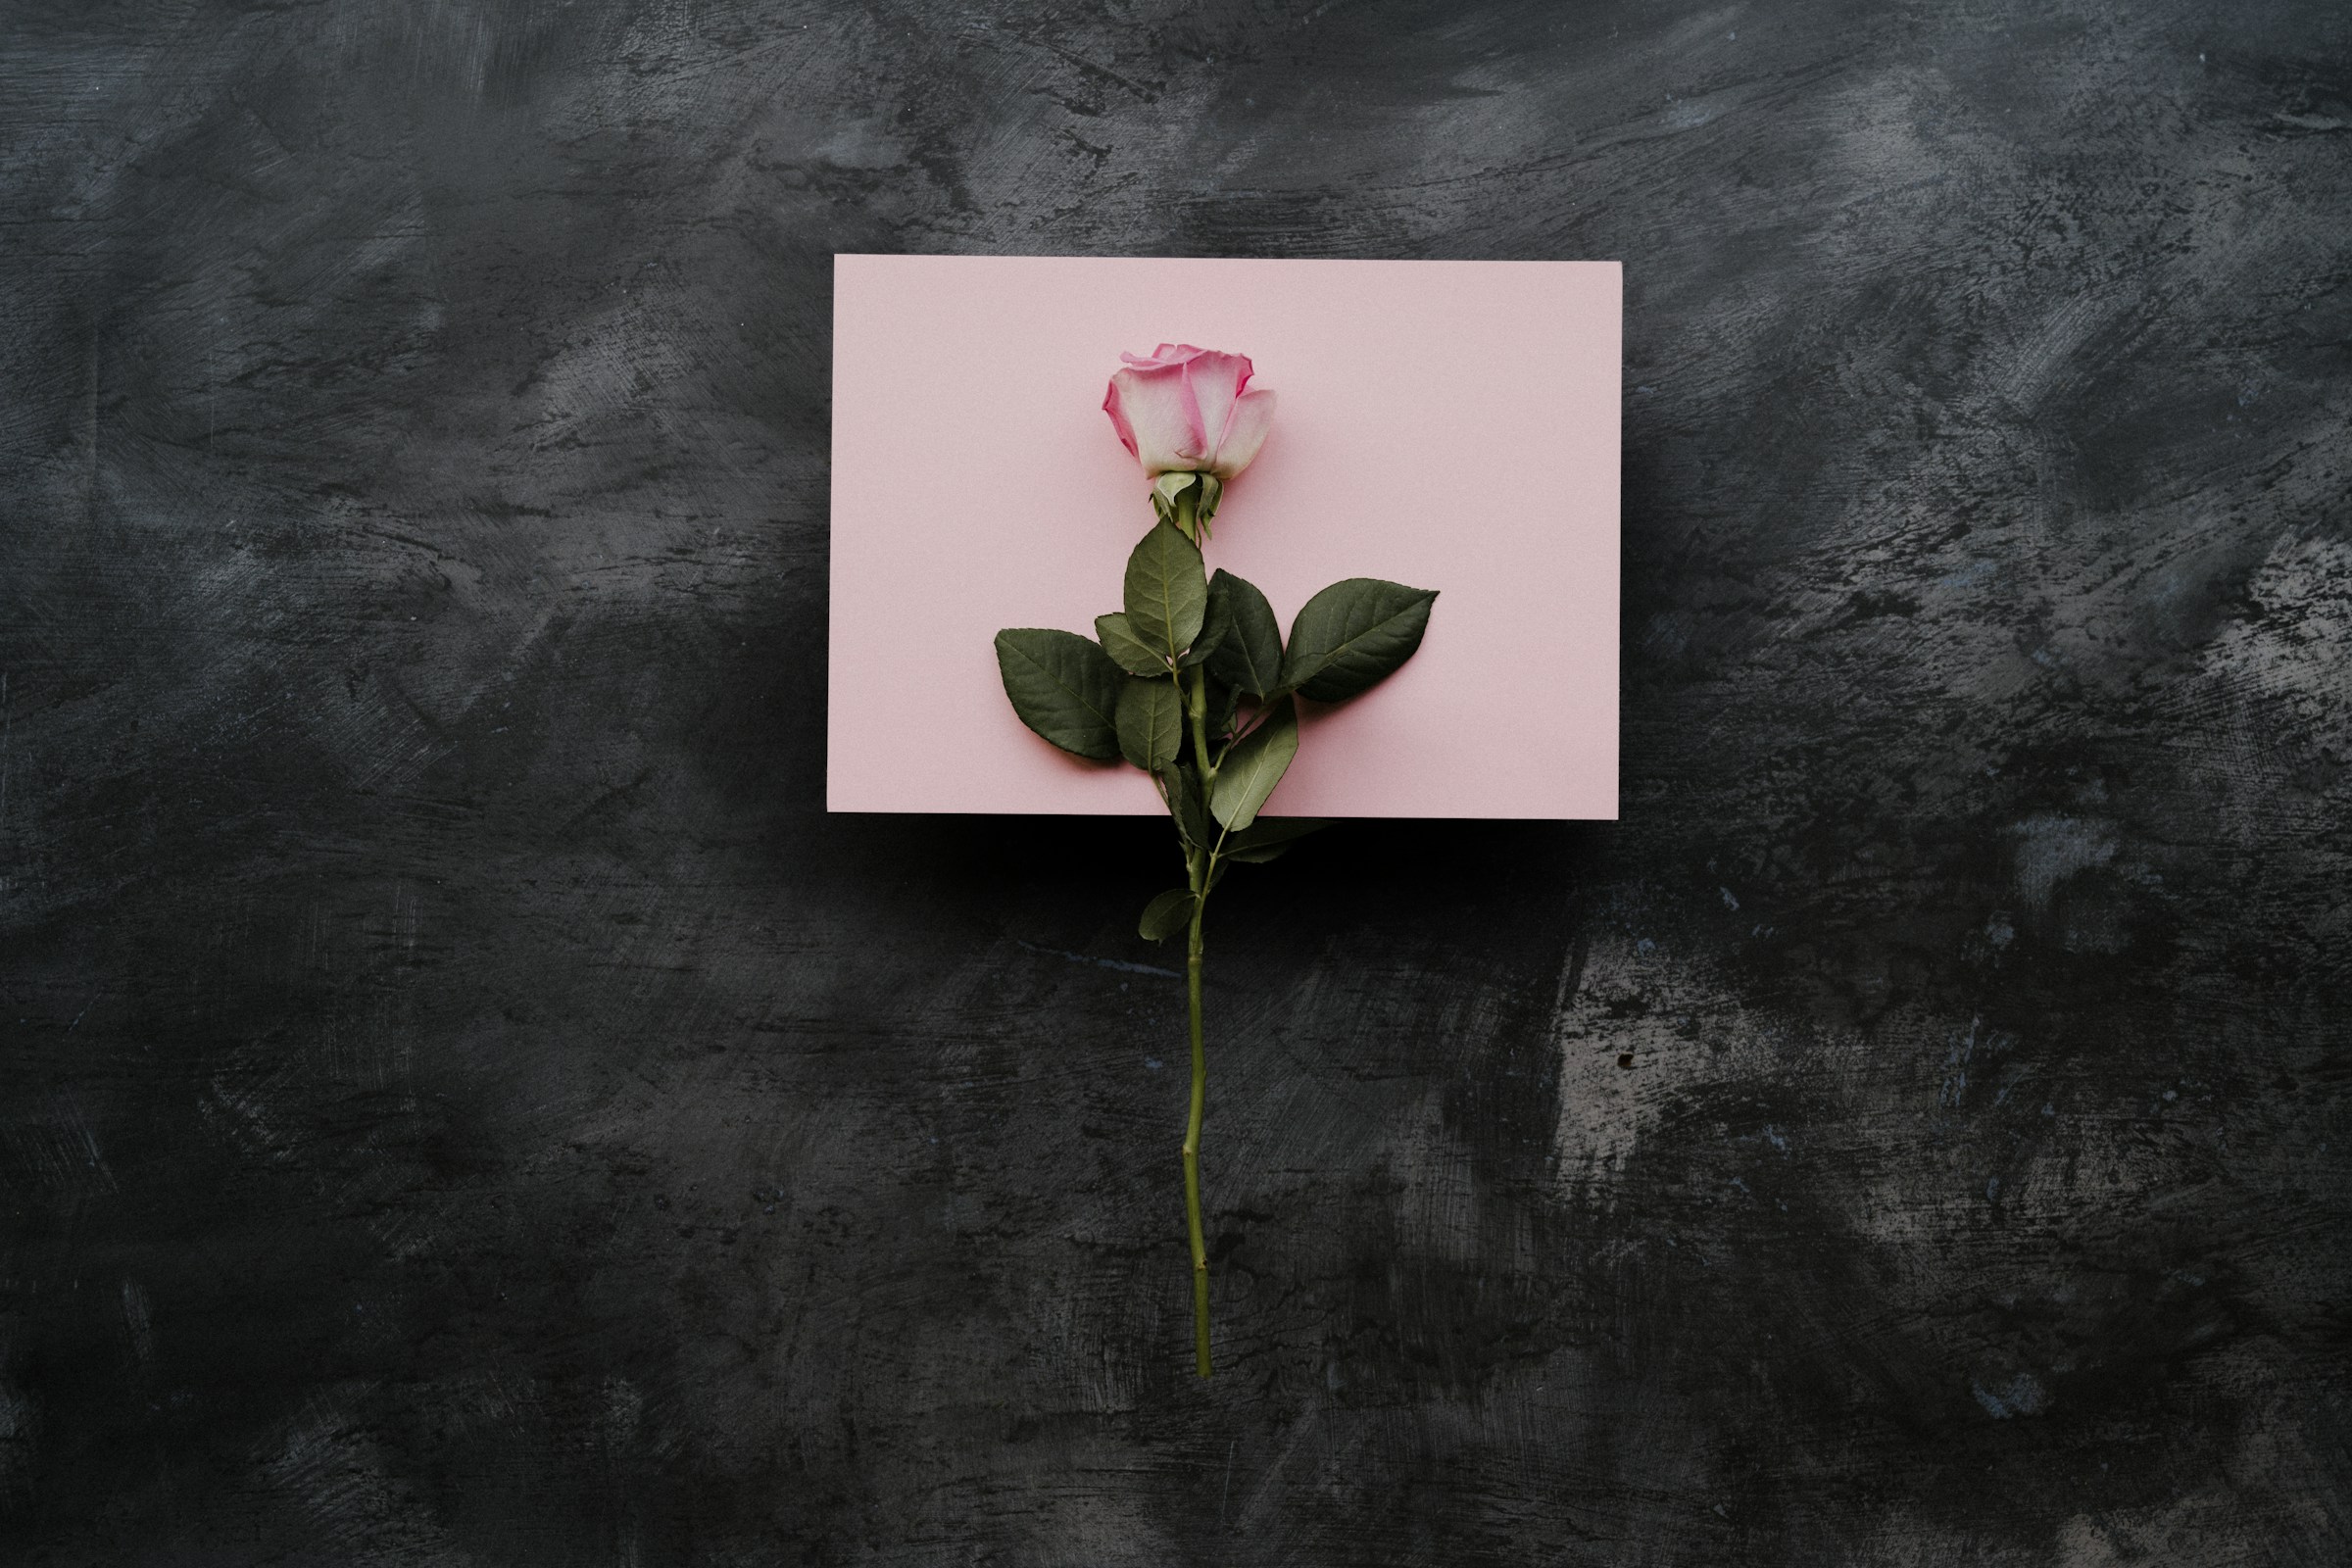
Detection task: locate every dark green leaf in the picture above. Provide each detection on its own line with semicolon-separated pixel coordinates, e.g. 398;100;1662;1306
1209;697;1299;831
1221;817;1331;863
1115;676;1183;771
994;627;1121;760
1204;570;1283;696
1279;578;1439;703
1211;680;1243;744
1231;817;1331;852
1123;520;1206;661
1177;576;1231;668
1095;612;1165;676
1158;764;1214;850
1139;889;1195;942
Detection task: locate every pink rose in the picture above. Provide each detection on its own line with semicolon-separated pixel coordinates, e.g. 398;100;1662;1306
1102;344;1276;480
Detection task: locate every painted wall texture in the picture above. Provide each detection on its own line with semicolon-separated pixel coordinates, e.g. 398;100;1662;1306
2;2;2347;1562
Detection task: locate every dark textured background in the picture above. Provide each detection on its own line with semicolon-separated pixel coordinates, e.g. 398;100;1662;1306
4;1;2349;1562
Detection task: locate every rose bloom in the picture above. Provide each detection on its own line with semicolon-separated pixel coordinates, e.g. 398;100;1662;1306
1103;345;1276;479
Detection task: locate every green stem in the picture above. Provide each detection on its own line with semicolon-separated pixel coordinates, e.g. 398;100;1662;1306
1168;484;1218;1377
1180;651;1218;1378
1182;885;1210;1378
1187;663;1213;797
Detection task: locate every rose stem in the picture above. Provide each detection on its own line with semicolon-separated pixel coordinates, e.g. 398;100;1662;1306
1177;479;1216;1378
1183;877;1211;1378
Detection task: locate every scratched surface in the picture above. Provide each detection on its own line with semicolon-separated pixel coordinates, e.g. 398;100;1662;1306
3;2;2349;1563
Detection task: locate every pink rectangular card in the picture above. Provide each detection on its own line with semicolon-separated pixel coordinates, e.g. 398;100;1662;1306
828;255;1619;819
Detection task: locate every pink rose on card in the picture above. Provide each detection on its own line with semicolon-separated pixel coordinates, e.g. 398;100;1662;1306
1103;344;1277;481
997;346;1435;1378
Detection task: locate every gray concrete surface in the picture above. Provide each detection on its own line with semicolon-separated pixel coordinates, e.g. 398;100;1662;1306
3;1;2348;1561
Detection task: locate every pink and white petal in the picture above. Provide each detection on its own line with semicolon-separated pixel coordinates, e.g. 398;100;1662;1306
1108;364;1206;473
1182;352;1250;458
1208;388;1275;477
1102;378;1140;458
1126;344;1203;369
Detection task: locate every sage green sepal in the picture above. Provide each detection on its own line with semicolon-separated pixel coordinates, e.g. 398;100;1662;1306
1139;889;1196;942
1203;569;1283;697
1115;676;1183;771
1151;471;1200;531
1095;612;1166;676
1221;817;1331;863
994;628;1122;760
1209;697;1299;832
1279;578;1438;703
1123;520;1207;662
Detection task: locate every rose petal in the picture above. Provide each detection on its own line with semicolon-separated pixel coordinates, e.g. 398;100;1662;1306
1181;352;1250;464
1208;387;1275;478
1125;343;1204;370
1102;378;1140;459
1106;363;1205;474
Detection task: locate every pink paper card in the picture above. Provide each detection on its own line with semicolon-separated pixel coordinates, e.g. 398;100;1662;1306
828;255;1619;819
